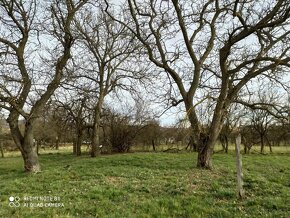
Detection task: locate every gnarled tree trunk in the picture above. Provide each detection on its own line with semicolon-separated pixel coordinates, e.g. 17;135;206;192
196;133;212;169
185;102;213;169
186;93;229;169
22;122;40;172
8;115;40;173
21;136;40;172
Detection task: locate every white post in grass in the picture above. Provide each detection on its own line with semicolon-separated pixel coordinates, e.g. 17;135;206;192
235;133;244;199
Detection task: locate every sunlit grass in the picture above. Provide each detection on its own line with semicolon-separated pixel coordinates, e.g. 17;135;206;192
0;148;289;217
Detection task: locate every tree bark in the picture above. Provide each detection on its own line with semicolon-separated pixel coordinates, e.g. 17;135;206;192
91;121;101;157
244;144;248;154
266;137;273;153
188;135;197;152
76;129;82;156
152;139;156;151
220;134;229;153
36;141;40;156
73;139;77;155
0;142;4;158
225;136;228;153
91;97;104;157
7;113;40;172
22;121;40;172
184;100;208;164
21;143;40;173
185;100;215;169
196;133;213;169
260;135;265;154
197;104;226;169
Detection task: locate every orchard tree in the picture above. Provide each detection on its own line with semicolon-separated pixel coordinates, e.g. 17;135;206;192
250;109;273;153
105;0;290;168
54;91;93;156
243;88;289;153
72;4;145;157
0;0;87;172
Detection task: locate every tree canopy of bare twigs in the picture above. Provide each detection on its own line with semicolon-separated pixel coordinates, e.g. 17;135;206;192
104;0;290;168
0;0;87;172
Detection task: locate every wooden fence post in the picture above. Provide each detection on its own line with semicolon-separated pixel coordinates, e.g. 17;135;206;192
235;133;244;199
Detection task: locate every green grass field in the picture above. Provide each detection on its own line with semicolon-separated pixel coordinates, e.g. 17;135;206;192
0;149;289;217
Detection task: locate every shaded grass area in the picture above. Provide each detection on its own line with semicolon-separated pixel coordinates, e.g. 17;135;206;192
0;152;289;217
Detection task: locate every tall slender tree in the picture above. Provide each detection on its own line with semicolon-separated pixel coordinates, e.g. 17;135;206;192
72;5;143;157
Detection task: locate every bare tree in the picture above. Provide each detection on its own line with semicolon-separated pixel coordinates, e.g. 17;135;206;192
250;109;273;153
105;0;290;168
245;89;286;153
72;4;144;157
0;0;87;172
54;92;93;156
217;104;246;153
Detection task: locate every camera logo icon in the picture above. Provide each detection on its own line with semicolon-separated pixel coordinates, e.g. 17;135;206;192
9;196;20;207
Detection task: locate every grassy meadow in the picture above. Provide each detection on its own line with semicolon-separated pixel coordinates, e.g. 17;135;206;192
0;147;289;217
